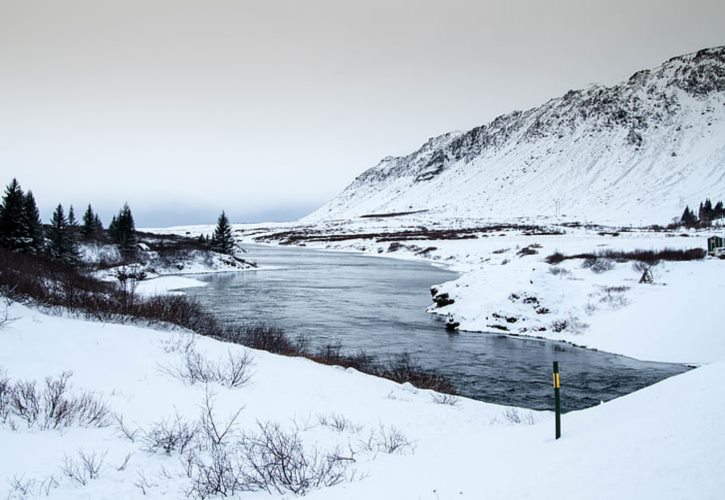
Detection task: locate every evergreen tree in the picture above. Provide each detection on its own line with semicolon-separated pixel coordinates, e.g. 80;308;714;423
47;204;78;261
715;201;724;220
211;211;234;255
68;205;78;229
197;233;210;248
0;178;30;250
108;215;118;242
67;204;80;245
109;203;136;248
23;191;44;253
681;206;697;227
81;204;104;239
703;199;714;222
81;204;95;239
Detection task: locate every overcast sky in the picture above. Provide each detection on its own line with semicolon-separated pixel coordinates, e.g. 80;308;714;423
2;0;724;226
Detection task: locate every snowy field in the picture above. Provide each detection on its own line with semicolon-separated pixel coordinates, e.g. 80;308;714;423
2;218;722;498
1;300;724;499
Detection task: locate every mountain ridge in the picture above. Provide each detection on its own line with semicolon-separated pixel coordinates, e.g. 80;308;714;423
305;46;725;225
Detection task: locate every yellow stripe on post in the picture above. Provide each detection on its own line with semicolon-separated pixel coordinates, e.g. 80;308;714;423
553;373;560;389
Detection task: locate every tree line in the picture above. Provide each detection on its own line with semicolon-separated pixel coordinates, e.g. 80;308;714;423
0;178;237;262
680;198;725;228
0;178;137;261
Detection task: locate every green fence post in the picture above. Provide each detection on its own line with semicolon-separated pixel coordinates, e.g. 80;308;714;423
553;361;561;439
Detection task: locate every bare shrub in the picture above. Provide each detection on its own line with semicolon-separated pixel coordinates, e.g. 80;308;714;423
378;353;456;395
238;421;352;495
0;300;14;330
38;474;59;496
187;442;243;499
116;452;133;472
546;252;566;264
199;390;244;447
59;450;107;486
502;408;536;425
371;424;412;454
584;301;598;315
43;372;110;429
306;342;374;373
7;475;36;498
548;266;571;277
113;414;140;442
0;372;9;424
599;286;630;310
582;258;614;273
186;415;355;498
162;347;254;389
143;413;199;456
8;380;40;427
2;371;109;430
134;471;158;496
517;245;539;257
223;351;255;388
547;248;705;265
317;413;361;433
357;425;412;455
227;325;299;355
431;393;460;406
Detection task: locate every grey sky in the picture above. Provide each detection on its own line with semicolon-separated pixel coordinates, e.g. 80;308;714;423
2;0;724;226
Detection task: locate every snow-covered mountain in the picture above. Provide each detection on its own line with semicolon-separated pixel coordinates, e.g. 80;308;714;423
306;46;725;225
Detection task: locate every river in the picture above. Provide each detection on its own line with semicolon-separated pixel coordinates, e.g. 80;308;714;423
182;244;689;412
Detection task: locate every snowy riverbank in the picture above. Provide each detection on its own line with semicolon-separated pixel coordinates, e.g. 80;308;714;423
153;216;725;365
1;301;723;499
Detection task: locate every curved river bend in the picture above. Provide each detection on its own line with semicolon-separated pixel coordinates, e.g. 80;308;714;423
183;244;688;412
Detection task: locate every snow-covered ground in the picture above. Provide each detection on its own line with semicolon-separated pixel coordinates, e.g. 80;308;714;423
135;275;208;297
154;216;725;365
78;239;255;296
1;301;723;499
1;215;714;498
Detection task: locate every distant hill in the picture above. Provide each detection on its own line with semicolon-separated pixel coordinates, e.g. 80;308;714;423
305;46;725;225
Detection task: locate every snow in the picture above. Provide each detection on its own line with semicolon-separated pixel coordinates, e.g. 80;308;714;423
1;301;723;499
4;44;723;499
302;47;725;227
135;275;207;297
192;215;724;366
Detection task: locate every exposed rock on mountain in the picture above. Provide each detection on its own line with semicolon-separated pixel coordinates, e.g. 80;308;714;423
306;46;725;225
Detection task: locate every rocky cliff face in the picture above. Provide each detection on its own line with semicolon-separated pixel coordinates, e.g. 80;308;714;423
306;46;725;225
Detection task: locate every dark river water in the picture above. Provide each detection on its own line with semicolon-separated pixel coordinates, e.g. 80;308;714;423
183;244;689;412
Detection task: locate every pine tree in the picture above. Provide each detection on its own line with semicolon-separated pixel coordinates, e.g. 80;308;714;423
681;206;697;227
81;204;104;239
0;178;30;250
211;211;234;255
23;191;44;253
715;201;724;220
81;204;95;239
47;204;78;260
118;203;136;248
67;204;80;246
109;203;136;248
197;233;210;248
703;198;714;223
108;215;118;242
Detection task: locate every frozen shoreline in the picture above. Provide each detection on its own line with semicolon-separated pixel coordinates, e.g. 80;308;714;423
188;218;723;365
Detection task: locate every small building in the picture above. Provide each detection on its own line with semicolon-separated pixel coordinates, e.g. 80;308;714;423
707;235;725;257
